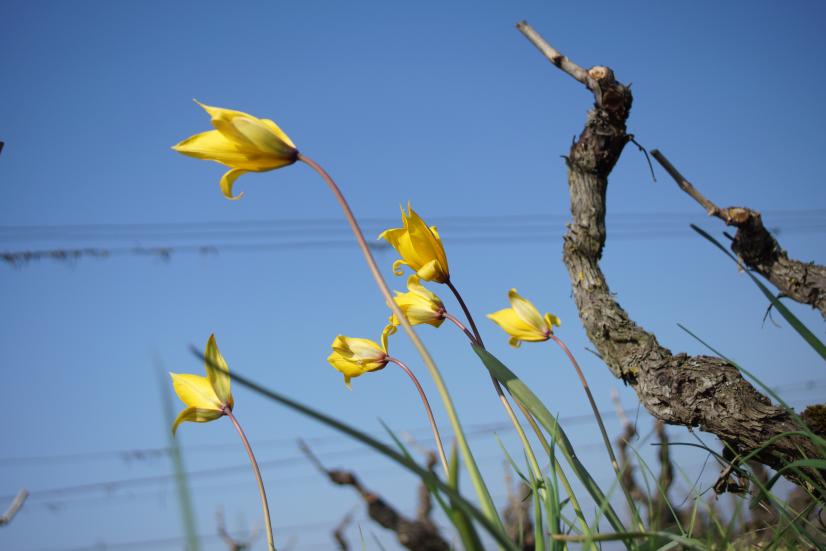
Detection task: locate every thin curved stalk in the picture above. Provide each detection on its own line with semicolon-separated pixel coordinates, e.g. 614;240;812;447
387;356;449;475
298;155;503;533
224;408;275;551
445;309;594;542
549;334;645;533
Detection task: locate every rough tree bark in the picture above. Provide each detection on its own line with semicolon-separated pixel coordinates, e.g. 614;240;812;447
651;150;826;320
516;21;824;493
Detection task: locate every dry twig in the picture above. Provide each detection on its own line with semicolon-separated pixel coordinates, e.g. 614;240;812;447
651;149;826;319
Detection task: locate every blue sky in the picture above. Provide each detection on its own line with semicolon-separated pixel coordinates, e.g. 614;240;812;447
1;1;825;550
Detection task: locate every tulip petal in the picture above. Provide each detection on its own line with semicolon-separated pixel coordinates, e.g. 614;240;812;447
204;334;233;408
487;308;547;345
544;313;562;329
172;130;253;165
170;372;221;410
220;168;248;200
391;259;408;277
260;118;297;149
232;116;297;158
416;259;444;283
172;407;224;435
509;289;546;332
381;322;396;351
195;100;262;147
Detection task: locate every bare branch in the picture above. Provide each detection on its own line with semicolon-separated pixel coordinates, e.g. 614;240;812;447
516;21;597;91
215;508;260;551
332;507;357;551
652;149;826;318
0;489;27;527
299;441;449;551
518;21;825;493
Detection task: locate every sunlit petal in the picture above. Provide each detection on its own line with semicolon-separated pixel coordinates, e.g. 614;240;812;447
170;372;221;410
204;334;233;408
172;407;224;435
220;168;248;200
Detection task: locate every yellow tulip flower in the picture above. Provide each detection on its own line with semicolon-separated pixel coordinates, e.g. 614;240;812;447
169;334;234;434
378;204;450;284
327;333;390;388
389;275;446;329
487;289;561;348
172;100;298;200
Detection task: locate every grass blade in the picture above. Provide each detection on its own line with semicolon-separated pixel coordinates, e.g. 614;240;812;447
691;224;826;361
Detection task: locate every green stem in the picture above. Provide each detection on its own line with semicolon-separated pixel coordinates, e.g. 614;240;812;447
387;356;449;476
445;283;595;542
549;334;645;533
224;408;275;551
298;155;503;534
444;311;544;483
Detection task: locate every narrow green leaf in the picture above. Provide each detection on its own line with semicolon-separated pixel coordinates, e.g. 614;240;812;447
764;458;826;492
472;345;628;538
691;224;826;361
446;444;485;551
191;348;519;551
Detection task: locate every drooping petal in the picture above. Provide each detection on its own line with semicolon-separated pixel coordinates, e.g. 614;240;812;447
391;259;408;277
487;308;541;341
204;334;233;409
380;226;421;273
509;289;546;333
172;407;224;435
170;372;222;410
544;313;562;329
381;322;396;351
220;168;248;200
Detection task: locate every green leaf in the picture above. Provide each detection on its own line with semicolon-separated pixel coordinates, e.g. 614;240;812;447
191;348;517;551
690;224;826;362
764;458;826;492
472;345;628;538
447;444;485;550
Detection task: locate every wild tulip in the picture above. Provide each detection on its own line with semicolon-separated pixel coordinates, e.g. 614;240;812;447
172;101;298;200
487;289;561;347
389;275;446;329
379;204;450;284
169;334;234;434
327;334;390;388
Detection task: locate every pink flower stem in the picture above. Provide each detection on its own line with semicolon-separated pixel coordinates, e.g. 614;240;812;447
223;408;276;551
445;279;484;346
443;312;479;346
297;155;506;529
443;286;547;483
387;357;449;475
547;335;622;475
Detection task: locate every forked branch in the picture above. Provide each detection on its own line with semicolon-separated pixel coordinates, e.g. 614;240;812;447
517;20;824;493
651;149;826;319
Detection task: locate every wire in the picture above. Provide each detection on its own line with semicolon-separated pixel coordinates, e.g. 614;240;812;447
3;224;824;265
4;382;823;504
3;378;823;468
